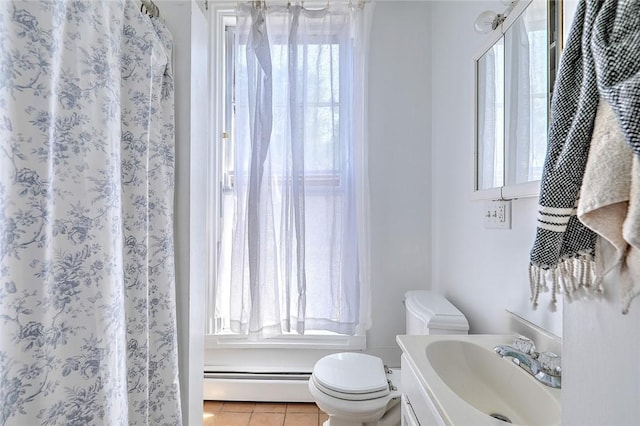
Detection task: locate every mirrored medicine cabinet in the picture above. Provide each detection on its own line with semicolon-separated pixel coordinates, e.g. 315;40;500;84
473;0;578;200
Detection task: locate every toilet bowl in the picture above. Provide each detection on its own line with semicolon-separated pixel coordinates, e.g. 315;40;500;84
309;352;400;426
309;291;469;426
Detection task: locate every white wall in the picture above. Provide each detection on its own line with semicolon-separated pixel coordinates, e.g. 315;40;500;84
563;265;640;425
162;2;208;424
429;0;562;337
367;1;432;366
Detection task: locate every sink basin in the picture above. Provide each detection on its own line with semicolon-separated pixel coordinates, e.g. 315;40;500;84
426;339;560;425
397;335;561;425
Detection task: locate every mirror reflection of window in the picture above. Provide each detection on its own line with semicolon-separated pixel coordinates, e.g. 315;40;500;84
505;0;548;186
477;38;504;190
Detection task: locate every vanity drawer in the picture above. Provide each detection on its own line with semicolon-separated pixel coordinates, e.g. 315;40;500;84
401;354;446;426
401;396;420;426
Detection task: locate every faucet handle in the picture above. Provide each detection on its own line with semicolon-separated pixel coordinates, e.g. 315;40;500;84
513;337;536;355
538;352;562;376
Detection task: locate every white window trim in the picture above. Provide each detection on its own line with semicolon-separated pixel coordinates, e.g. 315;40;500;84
205;333;366;350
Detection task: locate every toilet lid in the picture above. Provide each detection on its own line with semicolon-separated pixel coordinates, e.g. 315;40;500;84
313;353;390;399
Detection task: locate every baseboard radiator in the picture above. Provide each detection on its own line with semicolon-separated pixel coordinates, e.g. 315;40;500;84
203;371;314;402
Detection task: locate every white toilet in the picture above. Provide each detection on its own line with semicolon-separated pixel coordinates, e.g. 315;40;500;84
308;291;469;426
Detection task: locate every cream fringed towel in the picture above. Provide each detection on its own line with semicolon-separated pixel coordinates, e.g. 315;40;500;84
578;99;640;314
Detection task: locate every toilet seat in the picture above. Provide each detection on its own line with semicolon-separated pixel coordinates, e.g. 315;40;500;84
312;353;391;401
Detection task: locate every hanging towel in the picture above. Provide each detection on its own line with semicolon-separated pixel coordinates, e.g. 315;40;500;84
577;99;640;313
530;0;640;309
529;0;601;308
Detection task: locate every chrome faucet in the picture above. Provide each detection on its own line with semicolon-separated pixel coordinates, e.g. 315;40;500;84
494;337;561;389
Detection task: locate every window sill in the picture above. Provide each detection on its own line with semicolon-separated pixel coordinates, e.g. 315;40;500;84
472;180;540;201
205;333;366;350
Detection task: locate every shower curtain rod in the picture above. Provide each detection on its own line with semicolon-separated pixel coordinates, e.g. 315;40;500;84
245;0;367;9
140;0;160;17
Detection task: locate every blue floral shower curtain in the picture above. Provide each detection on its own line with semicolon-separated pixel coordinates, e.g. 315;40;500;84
0;1;181;425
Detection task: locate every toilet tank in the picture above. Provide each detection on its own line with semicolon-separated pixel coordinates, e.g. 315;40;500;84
404;291;469;335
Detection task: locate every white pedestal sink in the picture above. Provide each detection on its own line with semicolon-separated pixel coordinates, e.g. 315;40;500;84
397;334;561;425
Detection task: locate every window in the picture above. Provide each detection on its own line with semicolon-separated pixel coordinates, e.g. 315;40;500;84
210;5;370;343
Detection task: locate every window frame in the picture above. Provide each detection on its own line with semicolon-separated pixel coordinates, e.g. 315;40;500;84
222;29;347;192
206;7;365;349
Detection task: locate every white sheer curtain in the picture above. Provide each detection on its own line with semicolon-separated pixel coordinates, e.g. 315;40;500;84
505;0;548;185
505;18;531;185
478;41;504;190
216;2;371;338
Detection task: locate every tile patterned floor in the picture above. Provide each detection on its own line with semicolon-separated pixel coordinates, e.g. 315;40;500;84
203;401;328;426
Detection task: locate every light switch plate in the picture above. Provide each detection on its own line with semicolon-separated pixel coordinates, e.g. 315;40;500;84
484;200;512;229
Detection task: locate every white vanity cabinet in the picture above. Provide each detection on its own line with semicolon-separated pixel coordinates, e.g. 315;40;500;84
400;354;446;426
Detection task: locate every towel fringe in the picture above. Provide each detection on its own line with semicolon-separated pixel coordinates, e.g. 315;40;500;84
529;264;541;309
530;253;601;310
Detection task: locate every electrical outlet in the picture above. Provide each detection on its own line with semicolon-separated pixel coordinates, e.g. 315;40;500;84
484;200;512;229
